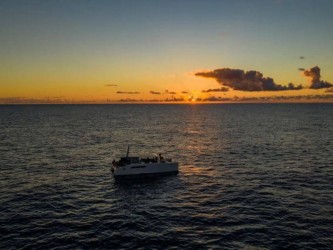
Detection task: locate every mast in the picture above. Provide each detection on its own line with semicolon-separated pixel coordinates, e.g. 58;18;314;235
126;145;130;158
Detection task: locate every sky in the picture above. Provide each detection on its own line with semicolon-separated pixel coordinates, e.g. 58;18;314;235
0;0;333;103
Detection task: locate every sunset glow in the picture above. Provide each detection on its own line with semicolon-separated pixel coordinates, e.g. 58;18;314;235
0;0;333;104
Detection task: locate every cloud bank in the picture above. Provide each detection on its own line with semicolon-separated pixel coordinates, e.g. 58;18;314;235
202;94;333;102
1;94;332;104
195;68;302;91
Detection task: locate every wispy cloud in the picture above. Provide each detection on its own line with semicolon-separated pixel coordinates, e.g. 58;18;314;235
202;87;229;93
165;90;177;94
105;84;118;87
116;91;140;94
118;98;141;102
203;96;231;101
150;91;161;95
164;97;184;102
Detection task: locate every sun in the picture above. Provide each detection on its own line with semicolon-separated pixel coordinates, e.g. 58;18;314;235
188;95;197;102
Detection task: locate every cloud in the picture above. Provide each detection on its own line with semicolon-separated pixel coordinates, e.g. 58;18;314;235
181;91;188;94
203;96;231;101
303;66;333;89
44;96;64;99
164;97;184;102
1;94;332;104
201;94;333;102
298;68;305;71
195;68;303;91
202;87;229;93
105;84;117;87
299;56;305;60
118;98;141;102
116;91;140;94
150;91;161;95
0;97;67;104
165;90;177;94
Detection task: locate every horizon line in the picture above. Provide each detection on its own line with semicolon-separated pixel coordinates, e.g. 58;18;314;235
1;100;333;105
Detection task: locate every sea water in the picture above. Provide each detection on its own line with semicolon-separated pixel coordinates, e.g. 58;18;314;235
1;104;332;249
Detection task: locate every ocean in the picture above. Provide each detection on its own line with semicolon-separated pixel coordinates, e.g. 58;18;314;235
0;104;332;249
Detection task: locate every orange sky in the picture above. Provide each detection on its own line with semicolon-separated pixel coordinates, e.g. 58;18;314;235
0;0;333;104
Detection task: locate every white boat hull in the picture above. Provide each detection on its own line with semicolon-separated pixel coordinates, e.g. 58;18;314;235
112;162;178;178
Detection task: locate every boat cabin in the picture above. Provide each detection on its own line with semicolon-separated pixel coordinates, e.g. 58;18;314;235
112;153;170;167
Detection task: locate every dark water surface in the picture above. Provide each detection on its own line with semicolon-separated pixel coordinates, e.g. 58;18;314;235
1;104;332;249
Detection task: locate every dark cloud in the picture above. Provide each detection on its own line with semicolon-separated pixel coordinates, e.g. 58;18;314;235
195;68;303;91
287;82;303;90
150;91;161;95
202;87;229;93
182;91;188;94
299;56;305;60
105;84;117;87
304;66;320;83
116;91;140;94
298;68;305;71
303;66;333;89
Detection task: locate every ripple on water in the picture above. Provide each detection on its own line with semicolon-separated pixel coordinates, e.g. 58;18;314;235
1;104;333;249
